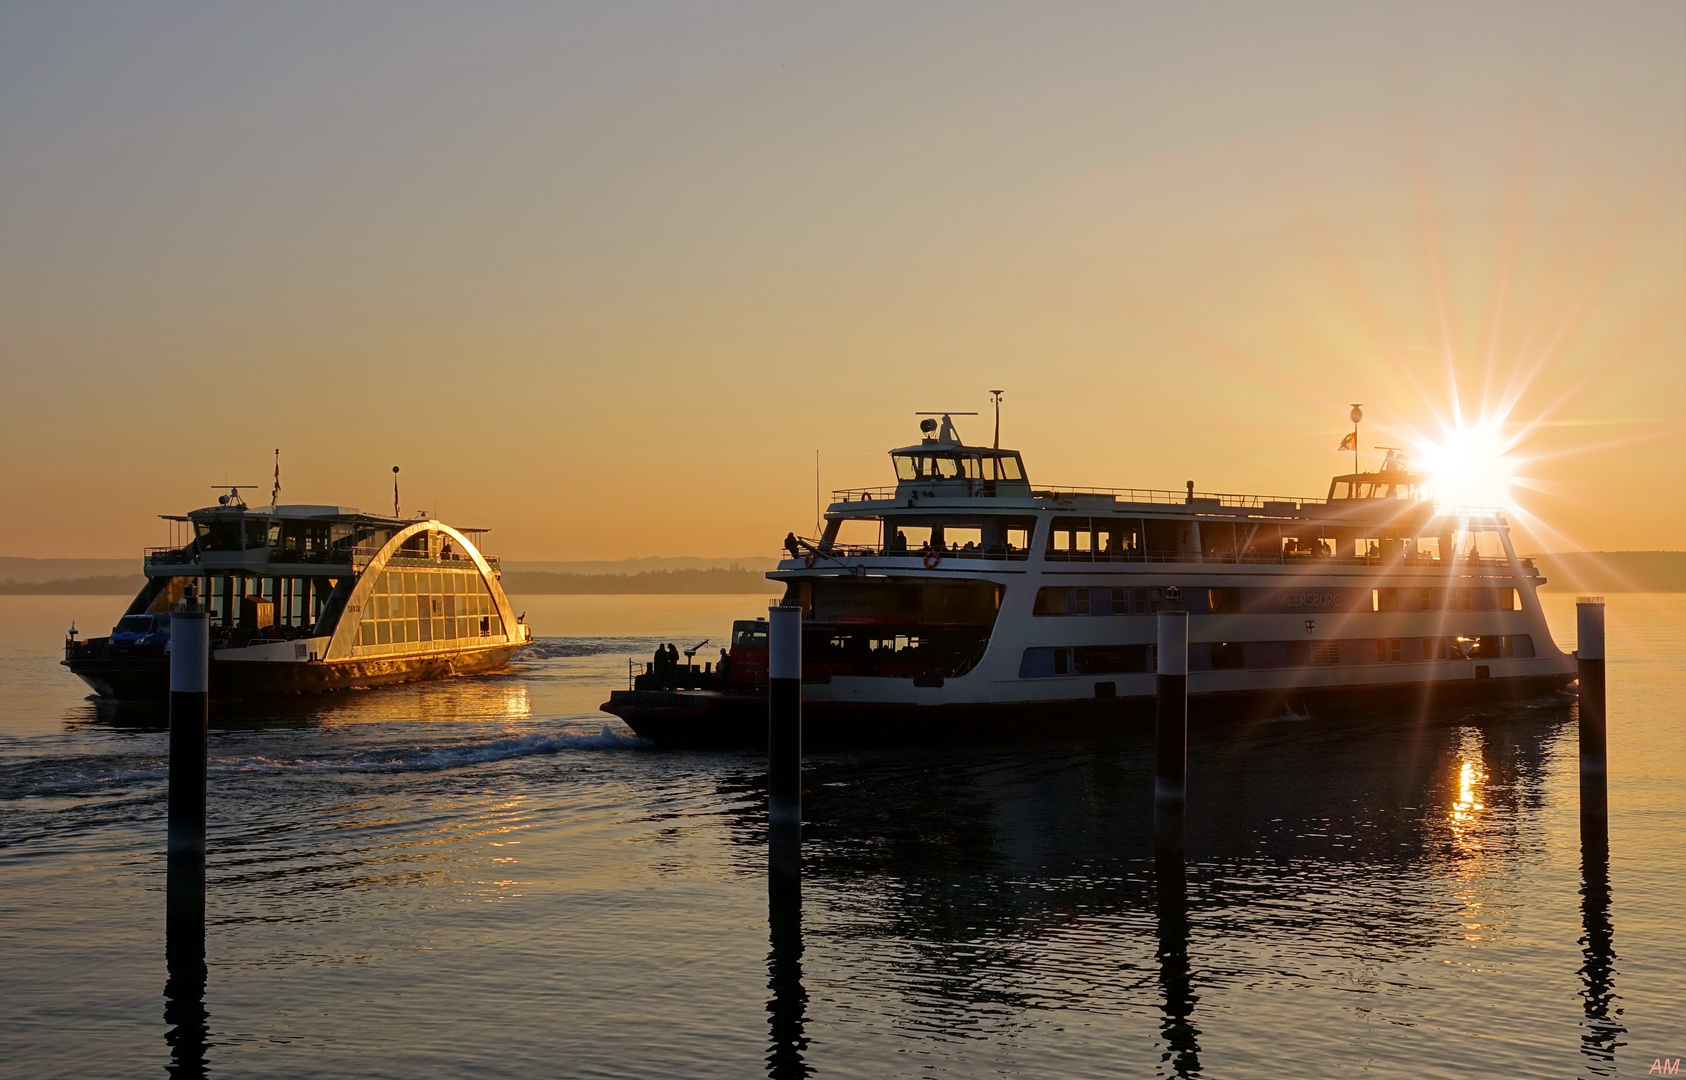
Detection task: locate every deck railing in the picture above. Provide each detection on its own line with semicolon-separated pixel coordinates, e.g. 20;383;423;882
778;542;1529;572
829;484;1328;511
142;545;500;572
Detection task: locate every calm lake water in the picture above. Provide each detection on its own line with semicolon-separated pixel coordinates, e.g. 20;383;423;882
1;592;1681;1078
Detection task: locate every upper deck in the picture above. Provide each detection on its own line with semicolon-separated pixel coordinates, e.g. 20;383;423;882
144;495;497;578
789;416;1520;573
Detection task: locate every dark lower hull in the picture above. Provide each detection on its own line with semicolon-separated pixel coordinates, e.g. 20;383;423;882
603;673;1579;748
64;644;525;703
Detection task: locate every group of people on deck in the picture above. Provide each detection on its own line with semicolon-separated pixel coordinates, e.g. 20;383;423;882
649;641;734;689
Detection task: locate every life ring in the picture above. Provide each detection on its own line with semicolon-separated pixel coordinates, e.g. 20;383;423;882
804;552;817;568
923;550;942;569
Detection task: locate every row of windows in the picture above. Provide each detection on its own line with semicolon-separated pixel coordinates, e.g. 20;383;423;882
365;591;496;621
1019;635;1535;677
1034;586;1171;616
354;566;503;651
1033;586;1521;617
370;569;487;597
357;614;504;647
1373;587;1518;612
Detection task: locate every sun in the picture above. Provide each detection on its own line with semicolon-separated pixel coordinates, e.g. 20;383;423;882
1413;420;1519;511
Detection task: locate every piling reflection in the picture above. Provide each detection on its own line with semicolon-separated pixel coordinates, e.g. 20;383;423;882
163;861;209;1079
730;699;1574;1065
766;873;811;1079
1154;848;1201;1077
1578;814;1623;1074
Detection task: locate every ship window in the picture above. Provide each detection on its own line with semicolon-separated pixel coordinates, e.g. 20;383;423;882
1504;634;1534;658
1372;588;1398;612
1073;588;1090;615
196;520;244;551
1033;587;1068;616
1211;642;1245;669
1207;588;1242;613
998;456;1023;480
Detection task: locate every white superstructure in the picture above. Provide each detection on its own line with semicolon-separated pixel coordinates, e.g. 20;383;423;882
770;416;1574;714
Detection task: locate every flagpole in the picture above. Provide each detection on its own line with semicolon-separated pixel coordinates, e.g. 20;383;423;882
1348;404;1363;474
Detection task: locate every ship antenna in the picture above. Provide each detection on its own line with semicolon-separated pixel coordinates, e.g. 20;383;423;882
989;390;1004;449
1349;404;1363;474
392;465;400;518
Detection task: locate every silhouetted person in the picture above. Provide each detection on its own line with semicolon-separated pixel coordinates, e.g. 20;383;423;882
717;647;732;686
784;533;801;559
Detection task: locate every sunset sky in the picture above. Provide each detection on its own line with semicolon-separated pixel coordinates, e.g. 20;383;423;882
2;2;1681;560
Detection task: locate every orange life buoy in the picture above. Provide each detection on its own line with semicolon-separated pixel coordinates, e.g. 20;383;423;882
923;550;941;569
804;552;817;568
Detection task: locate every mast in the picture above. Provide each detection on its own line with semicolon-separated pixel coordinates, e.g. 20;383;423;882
1349;404;1363;474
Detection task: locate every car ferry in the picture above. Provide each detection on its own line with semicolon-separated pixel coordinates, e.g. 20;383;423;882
64;488;531;701
603;414;1576;744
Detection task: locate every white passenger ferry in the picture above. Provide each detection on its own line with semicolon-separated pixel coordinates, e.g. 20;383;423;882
64;487;531;701
605;414;1575;744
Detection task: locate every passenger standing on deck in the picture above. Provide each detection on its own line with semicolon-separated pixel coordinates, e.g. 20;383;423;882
784;532;801;559
716;647;731;685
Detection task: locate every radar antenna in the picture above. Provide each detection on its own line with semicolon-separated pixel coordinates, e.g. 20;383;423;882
211;485;256;508
914;410;979;445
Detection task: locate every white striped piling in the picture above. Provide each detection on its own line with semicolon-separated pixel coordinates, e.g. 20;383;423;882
1577;598;1607;836
768;604;802;880
1155;609;1189;854
167;589;209;915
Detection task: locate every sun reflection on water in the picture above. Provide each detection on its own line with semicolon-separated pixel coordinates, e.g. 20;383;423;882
1450;758;1487;826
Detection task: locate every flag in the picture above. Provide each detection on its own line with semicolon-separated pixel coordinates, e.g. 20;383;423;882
1337;432;1357;452
272;449;281;505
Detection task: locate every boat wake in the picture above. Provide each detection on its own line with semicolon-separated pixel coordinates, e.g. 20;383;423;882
218;725;649;776
0;726;648;800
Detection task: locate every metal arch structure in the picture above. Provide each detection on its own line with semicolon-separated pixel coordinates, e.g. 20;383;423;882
323;519;521;662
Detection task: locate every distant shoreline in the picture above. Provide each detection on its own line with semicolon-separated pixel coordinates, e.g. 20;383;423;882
3;552;1681;596
0;568;783;596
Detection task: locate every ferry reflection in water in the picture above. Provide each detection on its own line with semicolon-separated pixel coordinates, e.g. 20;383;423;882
739;698;1592;1077
73;674;533;734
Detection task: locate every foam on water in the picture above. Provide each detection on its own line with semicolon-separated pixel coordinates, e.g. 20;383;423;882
0;725;647;801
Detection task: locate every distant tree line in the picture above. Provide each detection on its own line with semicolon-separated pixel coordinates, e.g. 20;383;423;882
500;568;781;595
0;576;141;595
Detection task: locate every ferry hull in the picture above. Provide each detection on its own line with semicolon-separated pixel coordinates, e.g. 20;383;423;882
64;644;524;703
604;672;1577;748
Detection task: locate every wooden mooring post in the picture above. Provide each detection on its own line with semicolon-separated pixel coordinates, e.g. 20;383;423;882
167;588;210;916
768;604;802;881
1577;597;1607;837
1155;607;1189;855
